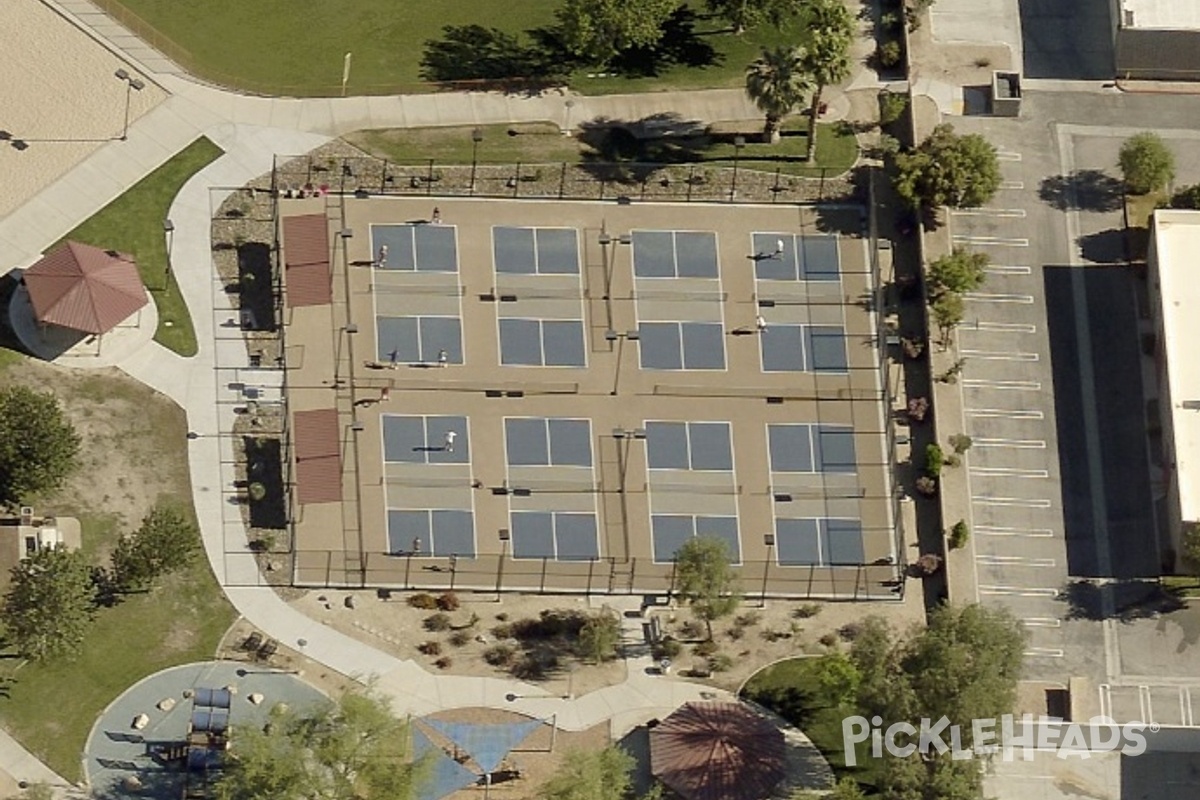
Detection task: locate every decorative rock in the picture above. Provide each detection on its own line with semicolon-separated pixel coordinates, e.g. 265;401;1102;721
248;692;265;705
157;698;176;712
182;689;194;699
475;634;489;644
224;684;238;694
122;775;143;790
132;714;149;730
345;595;357;609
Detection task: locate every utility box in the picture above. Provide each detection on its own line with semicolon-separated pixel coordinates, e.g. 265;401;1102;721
991;71;1022;117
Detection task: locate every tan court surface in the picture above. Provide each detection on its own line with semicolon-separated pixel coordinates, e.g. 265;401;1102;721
282;196;900;599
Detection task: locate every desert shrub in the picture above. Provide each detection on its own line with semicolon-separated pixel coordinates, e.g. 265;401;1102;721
914;553;943;575
449;630;472;647
878;41;902;68
915;476;937;496
819;632;839;647
408;592;439;610
484;643;517;667
680;620;706;640
949;520;970;549
511;609;588;641
424;613;452;632
839;622;864;641
495;612;509;621
907;397;929;422
653;638;683;660
879;90;908;125
434;656;452;670
948;433;973;454
511;654;556;681
734;611;761;627
760;628;791;643
693;639;719;658
418;641;442;656
436;591;460;611
924;443;944;477
709;653;734;672
793;603;823;619
491;623;514;640
727;626;745;641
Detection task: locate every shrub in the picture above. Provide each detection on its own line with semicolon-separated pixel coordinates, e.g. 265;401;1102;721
760;628;791;643
880;11;902;31
434;656;453;670
901;337;924;359
878;41;902;68
495;612;510;621
945;454;961;468
653;638;683;660
914;553;943;575
483;644;517;667
879;91;908;125
408;593;439;610
418;641;442;656
680;620;706;640
949;520;970;549
511;655;548;681
511;609;588;641
734;611;761;627
907;397;929;422
424;613;452;632
949;433;973;454
491;623;514;640
819;632;839;647
924;443;944;477
1171;184;1200;210
1119;131;1175;195
436;591;460;611
693;639;719;658
915;475;937;496
449;630;472;647
793;603;823;619
709;654;734;672
248;482;266;502
727;626;745;641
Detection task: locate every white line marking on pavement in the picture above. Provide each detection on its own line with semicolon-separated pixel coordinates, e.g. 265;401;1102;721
951;208;1028;218
963;379;1042;391
952;235;1030;246
973;495;1053;508
997;151;1023;161
979;585;1060;597
977;554;1057;567
1025;647;1065;658
1100;684;1112;719
974;438;1047;449
1022;617;1062;628
1140;686;1153;724
1184;688;1193;727
965;292;1035;303
960;349;1039;362
999;180;1025;189
967;321;1037;333
965;408;1044;420
976;526;1054;537
984;264;1033;275
970;466;1050;478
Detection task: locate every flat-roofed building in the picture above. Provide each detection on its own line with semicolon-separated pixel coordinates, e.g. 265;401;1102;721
1112;0;1200;79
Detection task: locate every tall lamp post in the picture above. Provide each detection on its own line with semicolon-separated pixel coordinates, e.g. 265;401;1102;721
470;127;484;194
611;428;647;561
495;528;510;601
760;532;775;607
114;69;145;141
729;135;746;201
604;329;640;396
162;219;175;295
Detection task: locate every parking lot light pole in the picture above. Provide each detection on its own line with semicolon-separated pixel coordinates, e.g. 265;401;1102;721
605;329;640;396
729;135;746;201
495;528;510;601
612;428;647;561
760;533;775;607
470;127;484;194
162;219;175;294
114;69;145;141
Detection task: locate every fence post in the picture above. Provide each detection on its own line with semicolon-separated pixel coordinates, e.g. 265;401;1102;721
819;167;826;202
772;167;782;203
512;163;522;198
559;162;567;199
426;159;435;196
687;166;695;202
306;155;313;186
380;158;389;194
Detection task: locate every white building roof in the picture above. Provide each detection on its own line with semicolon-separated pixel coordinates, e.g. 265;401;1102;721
1155;210;1200;523
1123;0;1200;30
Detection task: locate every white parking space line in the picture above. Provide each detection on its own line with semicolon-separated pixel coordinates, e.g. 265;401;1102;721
977;554;1057;567
980;585;1060;597
1025;647;1065;658
963;378;1042;391
997;150;1023;161
959;349;1039;362
967;321;1037;333
1184;688;1193;727
984;264;1033;275
951;208;1028;218
974;438;1047;449
973;495;1053;508
965;408;1044;420
952;235;1030;247
1022;617;1062;628
976;526;1055;537
1140;686;1153;724
999;180;1025;190
1100;684;1112;719
965;292;1035;303
970;466;1050;478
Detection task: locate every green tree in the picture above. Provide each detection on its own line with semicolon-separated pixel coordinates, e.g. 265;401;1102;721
215;690;426;800
799;0;854;161
930;292;965;344
894;123;1002;209
557;0;680;66
21;783;55;800
538;745;644;800
0;386;81;503
673;537;740;640
706;0;799;34
925;247;988;299
813;651;860;707
3;546;94;661
111;503;199;591
577;611;622;664
1170;183;1200;209
745;46;812;144
849;616;914;723
1118;132;1175;195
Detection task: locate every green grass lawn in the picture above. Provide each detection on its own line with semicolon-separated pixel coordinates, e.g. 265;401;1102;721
103;0;811;95
346;119;858;178
58;137;223;357
741;657;879;791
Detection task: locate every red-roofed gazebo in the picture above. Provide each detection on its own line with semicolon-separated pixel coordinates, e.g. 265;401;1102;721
23;241;148;337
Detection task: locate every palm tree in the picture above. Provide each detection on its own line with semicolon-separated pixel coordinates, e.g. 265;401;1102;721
801;0;854;161
745;46;812;144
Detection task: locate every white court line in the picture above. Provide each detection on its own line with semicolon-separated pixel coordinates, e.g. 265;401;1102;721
963;378;1041;391
951;208;1028;218
1023;617;1062;628
959;349;1039;362
952;235;1030;246
972;495;1053;508
997;151;1023;161
999;180;1025;189
977;554;1057;567
967;321;1037;333
976;526;1054;537
980;585;1060;597
970;466;1050;478
985;264;1033;275
965;292;1034;303
1025;647;1065;658
965;408;1044;420
974;438;1047;449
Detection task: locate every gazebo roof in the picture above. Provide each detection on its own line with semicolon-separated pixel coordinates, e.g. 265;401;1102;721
650;702;787;800
24;241;147;335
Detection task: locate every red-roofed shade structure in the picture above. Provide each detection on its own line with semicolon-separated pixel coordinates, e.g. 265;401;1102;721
23;241;148;335
293;408;343;504
650;702;787;800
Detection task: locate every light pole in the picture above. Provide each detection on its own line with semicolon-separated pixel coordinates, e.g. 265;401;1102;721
470;127;484;194
334;323;358;386
114;69;145;141
729;134;745;201
597;230;631;332
760;532;775;607
162;219;174;295
604;329;640;396
495;528;510;601
563;99;576;135
611;428;647;561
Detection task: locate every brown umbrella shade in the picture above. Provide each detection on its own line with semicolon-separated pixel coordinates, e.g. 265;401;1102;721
24;241;148;335
650;702;787;800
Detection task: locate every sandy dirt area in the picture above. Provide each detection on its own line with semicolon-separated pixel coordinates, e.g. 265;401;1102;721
0;0;167;219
